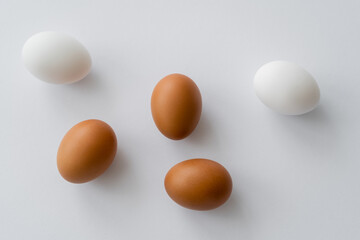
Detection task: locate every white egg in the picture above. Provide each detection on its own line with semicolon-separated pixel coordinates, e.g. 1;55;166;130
22;32;91;84
254;61;320;115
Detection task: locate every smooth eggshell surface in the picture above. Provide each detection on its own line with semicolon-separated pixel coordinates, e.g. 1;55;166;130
57;119;117;183
165;158;232;211
22;31;91;84
151;73;202;140
254;61;320;115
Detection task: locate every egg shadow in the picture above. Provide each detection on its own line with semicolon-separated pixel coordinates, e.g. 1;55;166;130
205;189;243;219
65;71;103;93
43;70;113;118
181;190;242;219
184;113;219;148
271;105;339;160
182;189;251;239
74;148;140;219
92;149;128;190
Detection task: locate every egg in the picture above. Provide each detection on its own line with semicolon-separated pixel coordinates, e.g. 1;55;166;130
57;119;117;183
254;61;320;115
22;31;91;84
151;73;202;140
164;158;232;211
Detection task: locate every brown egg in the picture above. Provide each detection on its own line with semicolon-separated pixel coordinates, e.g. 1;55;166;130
164;158;232;211
151;73;202;140
57;119;117;183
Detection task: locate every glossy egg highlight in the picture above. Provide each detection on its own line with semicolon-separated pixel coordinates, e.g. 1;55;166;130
165;158;232;211
57;119;117;183
151;73;202;140
254;61;320;115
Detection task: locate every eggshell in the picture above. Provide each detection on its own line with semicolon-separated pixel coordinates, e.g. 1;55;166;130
151;73;202;140
57;119;117;183
22;31;91;84
254;61;320;115
164;158;232;211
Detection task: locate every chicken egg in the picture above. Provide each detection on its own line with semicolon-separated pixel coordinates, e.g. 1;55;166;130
165;158;232;211
151;73;202;140
254;61;320;115
57;119;117;183
22;31;91;84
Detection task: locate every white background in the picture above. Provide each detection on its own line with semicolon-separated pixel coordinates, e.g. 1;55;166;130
1;0;360;239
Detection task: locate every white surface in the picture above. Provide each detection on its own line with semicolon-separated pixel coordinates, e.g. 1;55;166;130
1;0;360;239
254;61;320;115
